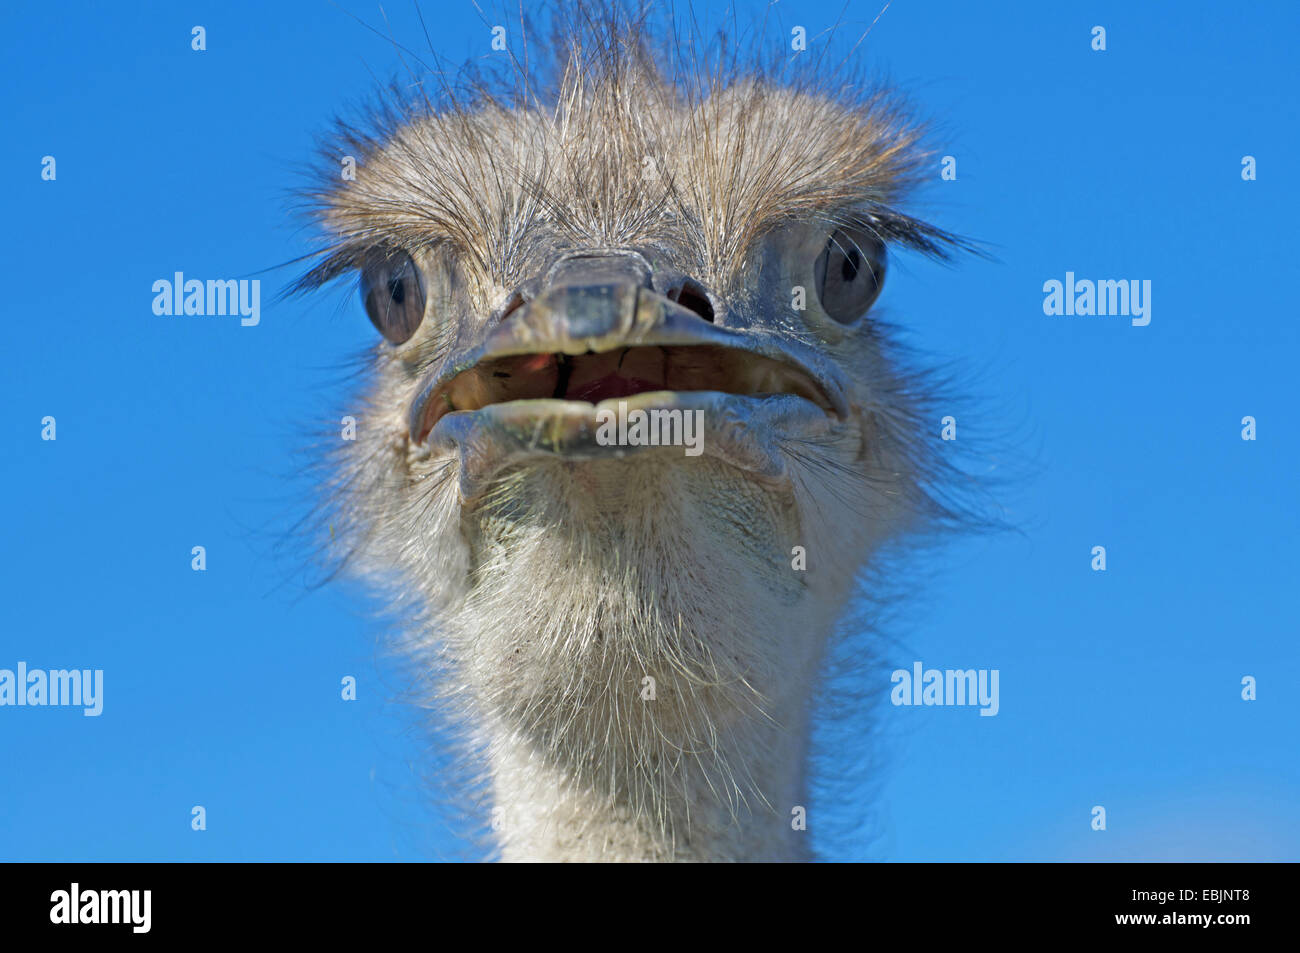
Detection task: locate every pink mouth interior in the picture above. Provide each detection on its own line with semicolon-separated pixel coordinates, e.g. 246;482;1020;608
565;372;662;403
420;343;832;443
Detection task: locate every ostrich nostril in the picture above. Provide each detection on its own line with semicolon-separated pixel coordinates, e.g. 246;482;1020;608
668;280;715;323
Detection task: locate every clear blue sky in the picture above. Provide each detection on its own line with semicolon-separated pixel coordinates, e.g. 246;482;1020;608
2;0;1296;861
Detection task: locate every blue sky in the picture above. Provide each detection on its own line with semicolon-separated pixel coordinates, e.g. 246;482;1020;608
2;0;1296;861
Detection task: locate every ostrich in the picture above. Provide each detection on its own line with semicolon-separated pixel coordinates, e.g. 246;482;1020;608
296;6;974;862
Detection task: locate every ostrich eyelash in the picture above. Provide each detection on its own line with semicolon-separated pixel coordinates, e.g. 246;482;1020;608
287;207;976;298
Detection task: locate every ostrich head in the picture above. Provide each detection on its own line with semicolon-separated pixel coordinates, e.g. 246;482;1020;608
298;7;969;861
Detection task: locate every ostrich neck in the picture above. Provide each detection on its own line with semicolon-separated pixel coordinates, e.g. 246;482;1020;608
486;689;817;862
454;459;850;861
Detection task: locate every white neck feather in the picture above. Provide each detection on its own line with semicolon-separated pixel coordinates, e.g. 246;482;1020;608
483;646;819;862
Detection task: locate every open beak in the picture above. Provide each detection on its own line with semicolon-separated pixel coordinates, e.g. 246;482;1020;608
410;281;847;446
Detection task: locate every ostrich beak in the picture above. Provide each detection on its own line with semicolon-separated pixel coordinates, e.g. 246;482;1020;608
410;265;849;494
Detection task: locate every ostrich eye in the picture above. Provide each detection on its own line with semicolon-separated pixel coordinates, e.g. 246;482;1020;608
360;250;426;344
814;227;886;324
